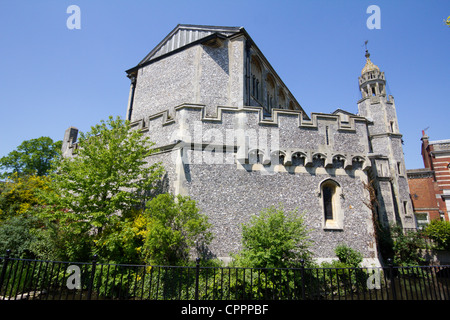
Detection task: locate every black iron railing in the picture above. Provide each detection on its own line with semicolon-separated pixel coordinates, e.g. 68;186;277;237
1;251;449;300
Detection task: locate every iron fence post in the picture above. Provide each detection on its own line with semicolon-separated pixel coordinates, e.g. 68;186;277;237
300;259;306;300
87;254;98;300
195;257;200;300
387;258;396;300
0;249;11;295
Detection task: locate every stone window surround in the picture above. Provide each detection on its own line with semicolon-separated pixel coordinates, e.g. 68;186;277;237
319;178;344;230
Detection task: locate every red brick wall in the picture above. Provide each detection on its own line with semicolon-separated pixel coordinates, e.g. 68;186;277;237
408;176;441;221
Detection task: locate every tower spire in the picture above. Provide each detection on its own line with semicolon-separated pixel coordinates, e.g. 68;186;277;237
358;50;384;97
361;49;380;75
357;48;416;230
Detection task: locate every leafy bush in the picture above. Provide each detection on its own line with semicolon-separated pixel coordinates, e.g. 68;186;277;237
0;215;58;259
319;245;366;298
334;244;363;268
232;205;312;269
391;226;426;266
141;193;213;266
423;220;450;251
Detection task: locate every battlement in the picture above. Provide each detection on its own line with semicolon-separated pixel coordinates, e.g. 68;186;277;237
130;103;368;132
129;103;371;171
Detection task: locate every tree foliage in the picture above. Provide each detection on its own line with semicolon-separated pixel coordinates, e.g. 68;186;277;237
233;205;312;269
0;173;51;221
0;137;62;179
423;219;450;251
333;244;363;268
0;212;61;260
141;193;213;266
37;116;164;262
391;226;426;266
40;116;164;233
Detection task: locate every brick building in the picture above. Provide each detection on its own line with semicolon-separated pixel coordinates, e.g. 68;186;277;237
407;132;450;228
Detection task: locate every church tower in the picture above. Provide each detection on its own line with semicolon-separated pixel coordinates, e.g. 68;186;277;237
357;50;416;230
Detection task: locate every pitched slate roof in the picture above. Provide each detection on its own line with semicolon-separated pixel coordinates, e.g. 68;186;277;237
125;24;308;117
138;24;242;66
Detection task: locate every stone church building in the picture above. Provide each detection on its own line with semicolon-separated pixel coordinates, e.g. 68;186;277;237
62;25;416;266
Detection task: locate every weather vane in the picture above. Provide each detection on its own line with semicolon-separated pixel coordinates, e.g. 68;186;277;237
364;40;368;50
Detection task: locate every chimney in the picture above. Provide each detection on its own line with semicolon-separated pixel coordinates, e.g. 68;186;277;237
421;131;431;169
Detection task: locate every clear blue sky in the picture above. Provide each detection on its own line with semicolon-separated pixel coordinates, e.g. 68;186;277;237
0;0;449;170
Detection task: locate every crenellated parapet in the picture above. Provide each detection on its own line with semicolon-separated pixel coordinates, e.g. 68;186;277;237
129;103;372;172
130;103;368;132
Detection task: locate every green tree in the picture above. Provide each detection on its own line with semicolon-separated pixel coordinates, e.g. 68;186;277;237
141;193;213;266
0;173;51;221
233;205;312;269
0;214;58;259
391;226;426;266
0;137;62;179
94;208;148;264
39;116;164;262
423;219;450;251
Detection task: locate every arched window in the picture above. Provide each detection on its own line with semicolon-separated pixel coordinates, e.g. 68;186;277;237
278;89;286;109
323;184;334;221
320;179;343;229
288;101;295;110
265;74;276;117
251;56;263;101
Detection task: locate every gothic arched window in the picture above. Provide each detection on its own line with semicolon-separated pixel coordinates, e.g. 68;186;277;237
288;101;295;110
320;179;343;229
323;184;334;221
278;89;286;109
251;56;263;102
265;74;276;117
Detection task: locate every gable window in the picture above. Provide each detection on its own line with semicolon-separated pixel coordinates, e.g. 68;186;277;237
320;179;343;230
